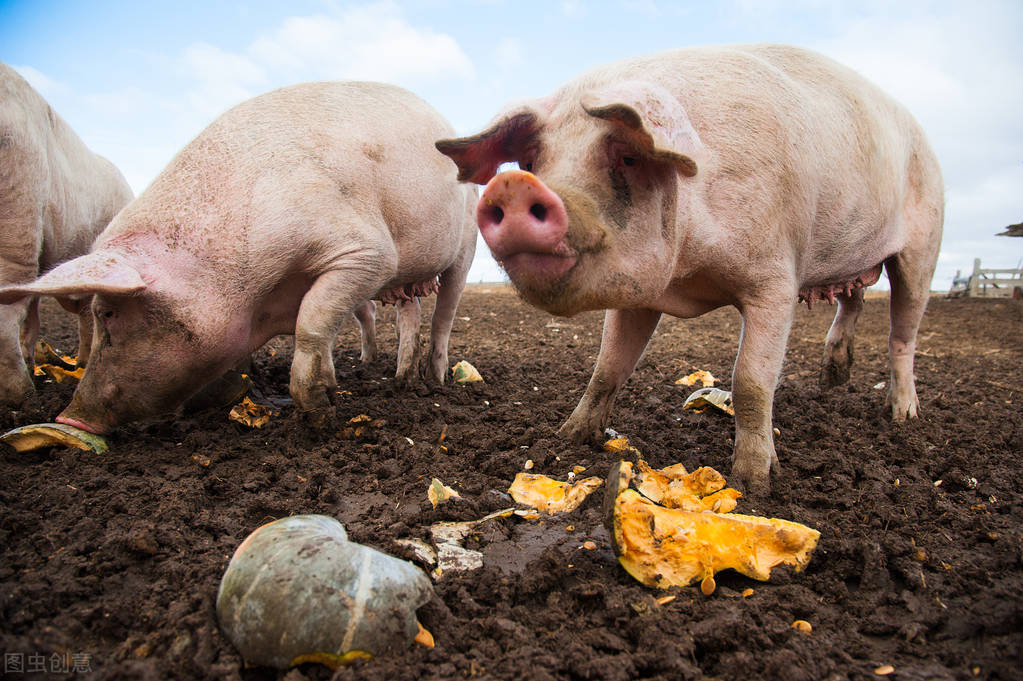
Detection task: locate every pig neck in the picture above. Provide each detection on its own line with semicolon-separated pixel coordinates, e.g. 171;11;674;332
647;178;738;319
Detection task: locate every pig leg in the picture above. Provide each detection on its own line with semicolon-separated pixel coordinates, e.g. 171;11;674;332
426;254;473;384
559;308;662;442
394;297;422;384
291;266;390;410
352;300;377;363
0;298;35;407
819;288;865;389
730;300;794;493
885;251;935;421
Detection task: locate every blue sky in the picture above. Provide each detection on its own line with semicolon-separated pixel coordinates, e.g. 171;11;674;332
2;0;1021;288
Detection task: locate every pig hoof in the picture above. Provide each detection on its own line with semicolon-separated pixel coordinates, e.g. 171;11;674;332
557;419;600;444
819;359;851;390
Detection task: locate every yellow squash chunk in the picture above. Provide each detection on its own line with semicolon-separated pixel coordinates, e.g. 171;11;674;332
633;460;734;511
508;472;602;514
609;489;820;590
675;370;717;387
1;423;108;454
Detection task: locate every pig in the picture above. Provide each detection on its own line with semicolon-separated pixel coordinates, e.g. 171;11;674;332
0;81;477;432
0;62;133;407
436;44;943;493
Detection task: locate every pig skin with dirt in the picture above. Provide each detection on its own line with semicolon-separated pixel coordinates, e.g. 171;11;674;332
0;63;133;408
0;81;477;433
437;44;943;492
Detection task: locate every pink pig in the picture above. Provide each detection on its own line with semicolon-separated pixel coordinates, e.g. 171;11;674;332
0;81;476;432
437;44;943;492
0;63;133;407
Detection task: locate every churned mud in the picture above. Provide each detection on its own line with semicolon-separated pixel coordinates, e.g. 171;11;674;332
2;287;1021;680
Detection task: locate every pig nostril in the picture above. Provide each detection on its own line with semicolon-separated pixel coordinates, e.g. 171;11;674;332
481;205;504;225
530;203;547;222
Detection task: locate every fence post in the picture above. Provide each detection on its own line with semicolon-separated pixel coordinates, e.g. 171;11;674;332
969;258;981;297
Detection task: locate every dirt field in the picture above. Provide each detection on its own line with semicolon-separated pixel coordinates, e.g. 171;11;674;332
2;286;1021;681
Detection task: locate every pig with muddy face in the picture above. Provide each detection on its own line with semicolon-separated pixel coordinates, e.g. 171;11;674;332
0;63;133;407
0;81;476;432
437;44;943;493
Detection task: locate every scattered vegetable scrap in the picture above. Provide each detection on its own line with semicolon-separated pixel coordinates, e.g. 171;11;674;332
675;369;717;387
1;422;108;454
682;387;735;416
603;460;820;593
228;397;277;428
603;435;641;456
508;472;603;514
427;478;461;508
34;340;77;369
35;364;85;382
451;360;484;383
340;413;386;437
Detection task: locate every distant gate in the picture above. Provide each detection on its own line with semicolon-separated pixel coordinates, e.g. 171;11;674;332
948;258;1023;298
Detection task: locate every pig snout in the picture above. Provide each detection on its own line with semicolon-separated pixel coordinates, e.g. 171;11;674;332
478;170;577;282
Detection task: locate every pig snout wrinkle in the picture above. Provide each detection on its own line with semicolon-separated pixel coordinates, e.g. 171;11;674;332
478;170;571;260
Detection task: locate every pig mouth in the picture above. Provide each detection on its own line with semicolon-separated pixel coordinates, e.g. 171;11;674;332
56;413;110;435
499;251;578;285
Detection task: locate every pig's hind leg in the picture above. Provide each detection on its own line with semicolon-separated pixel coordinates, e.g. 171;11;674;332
352;300;377;363
425;251;473;385
819;288;865;389
884;248;937;421
394;297;422;384
291;262;393;411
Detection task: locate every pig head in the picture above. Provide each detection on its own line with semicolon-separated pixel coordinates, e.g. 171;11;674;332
0;251;238;431
438;44;943;493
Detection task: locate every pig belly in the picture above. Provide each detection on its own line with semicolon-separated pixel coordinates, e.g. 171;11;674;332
376;277;440;305
798;263;883;309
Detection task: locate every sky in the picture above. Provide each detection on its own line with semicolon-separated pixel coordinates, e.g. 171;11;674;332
2;0;1021;290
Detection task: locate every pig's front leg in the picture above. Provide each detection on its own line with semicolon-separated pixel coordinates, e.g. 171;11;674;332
292;267;388;411
559;308;662;442
730;298;795;494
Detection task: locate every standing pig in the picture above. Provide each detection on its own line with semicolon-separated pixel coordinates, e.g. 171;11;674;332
0;63;133;407
436;44;943;492
0;81;476;432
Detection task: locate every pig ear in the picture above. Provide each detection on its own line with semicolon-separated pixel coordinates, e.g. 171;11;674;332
581;82;706;178
0;252;146;305
436;107;543;185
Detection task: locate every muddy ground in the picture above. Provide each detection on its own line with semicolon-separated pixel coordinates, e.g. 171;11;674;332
1;286;1021;681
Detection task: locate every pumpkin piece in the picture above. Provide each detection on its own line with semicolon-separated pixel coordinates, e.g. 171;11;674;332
508;472;602;514
608;489;820;590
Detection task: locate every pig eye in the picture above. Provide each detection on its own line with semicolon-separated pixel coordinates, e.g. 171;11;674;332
622;156;636;166
523;162;534;172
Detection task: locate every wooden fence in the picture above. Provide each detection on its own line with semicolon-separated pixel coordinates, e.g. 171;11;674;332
948;258;1023;298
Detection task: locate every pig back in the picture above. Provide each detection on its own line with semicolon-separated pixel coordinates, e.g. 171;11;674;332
99;81;467;287
0;63;133;279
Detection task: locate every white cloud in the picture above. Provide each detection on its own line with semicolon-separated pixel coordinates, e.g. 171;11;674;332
246;2;474;86
11;64;70;98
